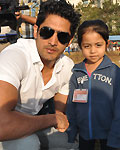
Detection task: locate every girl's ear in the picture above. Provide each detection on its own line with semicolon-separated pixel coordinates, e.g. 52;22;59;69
34;24;38;39
106;40;109;51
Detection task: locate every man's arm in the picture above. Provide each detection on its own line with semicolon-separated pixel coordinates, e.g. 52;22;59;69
54;93;68;113
0;81;68;141
54;93;69;132
15;12;37;24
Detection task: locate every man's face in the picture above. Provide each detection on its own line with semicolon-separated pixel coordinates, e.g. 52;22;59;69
36;14;71;64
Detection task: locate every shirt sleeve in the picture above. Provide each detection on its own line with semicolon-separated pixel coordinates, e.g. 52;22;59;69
58;82;70;95
58;58;74;95
0;47;27;89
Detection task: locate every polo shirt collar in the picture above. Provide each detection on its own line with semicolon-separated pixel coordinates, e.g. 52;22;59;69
43;57;64;90
54;55;64;73
30;40;42;64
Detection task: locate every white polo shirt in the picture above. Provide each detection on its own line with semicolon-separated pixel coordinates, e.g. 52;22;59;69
0;39;74;115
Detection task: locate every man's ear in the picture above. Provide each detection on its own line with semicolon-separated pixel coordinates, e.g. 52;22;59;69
34;24;38;39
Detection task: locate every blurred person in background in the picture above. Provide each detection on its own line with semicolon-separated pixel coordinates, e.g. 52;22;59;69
15;0;40;39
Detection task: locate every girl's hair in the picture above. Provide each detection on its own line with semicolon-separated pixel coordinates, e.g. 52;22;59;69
36;0;81;38
77;19;109;48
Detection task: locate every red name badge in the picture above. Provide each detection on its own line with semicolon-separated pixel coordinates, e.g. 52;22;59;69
72;89;88;103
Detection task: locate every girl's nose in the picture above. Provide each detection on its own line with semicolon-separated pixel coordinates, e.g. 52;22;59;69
90;46;96;53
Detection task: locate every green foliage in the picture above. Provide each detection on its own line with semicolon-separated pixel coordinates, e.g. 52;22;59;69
75;0;120;35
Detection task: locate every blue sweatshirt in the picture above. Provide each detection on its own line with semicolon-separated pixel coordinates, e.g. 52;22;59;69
66;55;120;148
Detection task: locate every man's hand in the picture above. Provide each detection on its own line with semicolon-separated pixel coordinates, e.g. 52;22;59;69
15;12;22;20
55;111;69;132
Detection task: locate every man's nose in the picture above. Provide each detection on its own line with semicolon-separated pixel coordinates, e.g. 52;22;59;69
48;32;58;46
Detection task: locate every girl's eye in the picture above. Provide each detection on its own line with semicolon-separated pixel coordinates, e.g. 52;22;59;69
84;45;90;48
96;43;102;47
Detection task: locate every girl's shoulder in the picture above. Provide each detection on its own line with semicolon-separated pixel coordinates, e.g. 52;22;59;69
73;61;84;70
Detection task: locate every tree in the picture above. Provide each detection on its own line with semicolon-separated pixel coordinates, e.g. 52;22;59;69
76;2;103;23
75;0;120;35
102;1;120;35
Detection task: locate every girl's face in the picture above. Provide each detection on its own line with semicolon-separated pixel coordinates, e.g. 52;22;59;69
81;31;107;65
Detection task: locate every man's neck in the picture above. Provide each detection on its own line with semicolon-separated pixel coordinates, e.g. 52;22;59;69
41;57;57;69
42;65;54;86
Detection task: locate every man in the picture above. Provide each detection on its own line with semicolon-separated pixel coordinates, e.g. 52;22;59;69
0;0;80;149
15;0;40;39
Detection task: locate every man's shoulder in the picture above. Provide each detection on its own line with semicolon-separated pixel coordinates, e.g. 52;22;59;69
14;38;36;53
57;54;74;74
16;38;35;46
60;54;74;66
1;38;36;59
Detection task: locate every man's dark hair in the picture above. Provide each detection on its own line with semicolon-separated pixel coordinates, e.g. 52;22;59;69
36;0;81;38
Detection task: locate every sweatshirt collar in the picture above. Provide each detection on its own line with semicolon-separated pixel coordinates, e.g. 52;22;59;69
73;55;112;71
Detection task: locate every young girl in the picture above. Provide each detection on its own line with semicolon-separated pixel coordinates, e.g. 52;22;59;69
66;20;120;150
